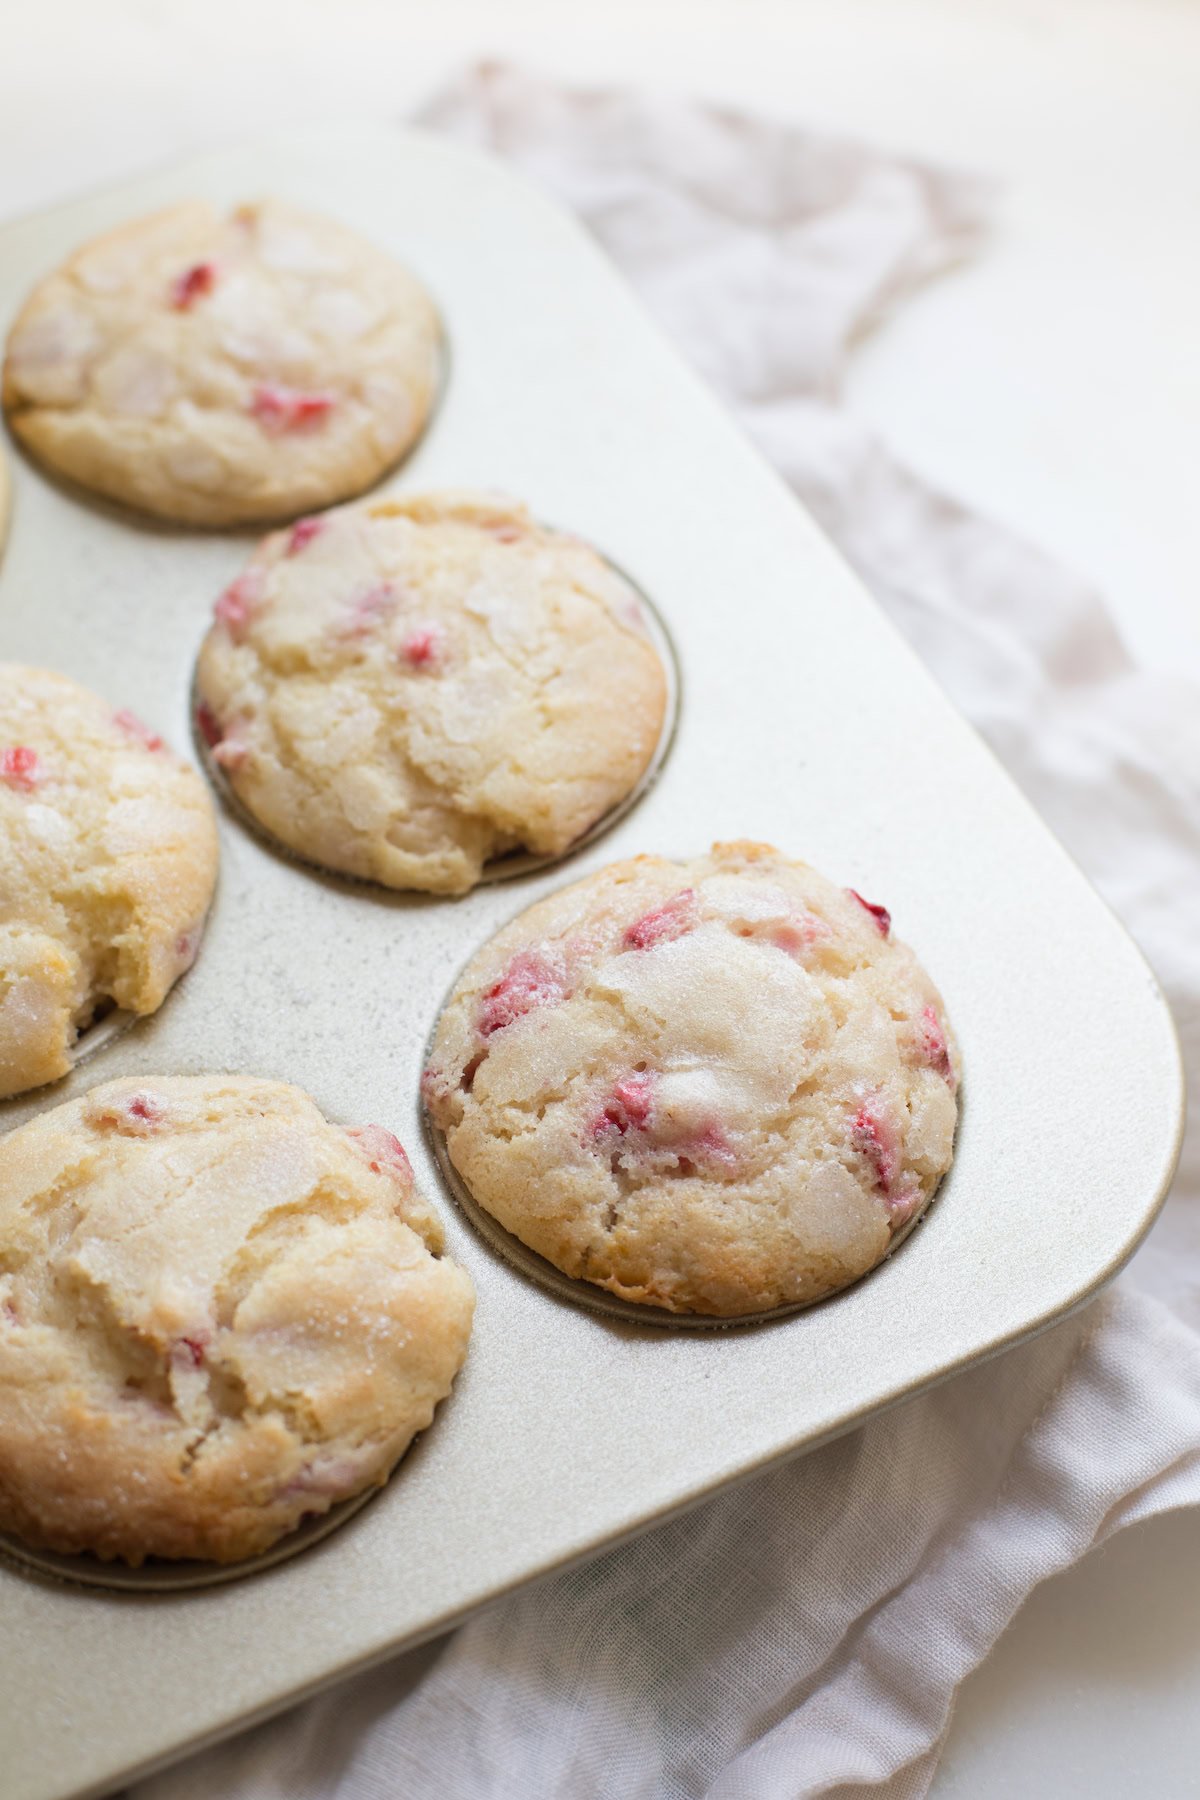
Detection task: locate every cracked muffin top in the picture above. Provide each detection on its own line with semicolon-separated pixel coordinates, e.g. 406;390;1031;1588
0;664;218;1101
0;1076;474;1564
2;198;442;525
423;841;960;1317
193;491;669;894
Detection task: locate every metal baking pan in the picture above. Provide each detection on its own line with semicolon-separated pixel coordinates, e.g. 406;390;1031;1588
0;123;1183;1800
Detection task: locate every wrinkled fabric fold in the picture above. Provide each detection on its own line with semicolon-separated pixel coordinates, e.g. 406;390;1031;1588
131;64;1200;1800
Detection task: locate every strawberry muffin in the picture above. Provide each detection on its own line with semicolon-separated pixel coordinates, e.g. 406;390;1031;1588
423;842;960;1317
2;199;441;524
0;1076;474;1564
0;664;218;1099
194;492;669;894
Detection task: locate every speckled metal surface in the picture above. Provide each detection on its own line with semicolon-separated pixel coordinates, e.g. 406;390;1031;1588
0;124;1184;1800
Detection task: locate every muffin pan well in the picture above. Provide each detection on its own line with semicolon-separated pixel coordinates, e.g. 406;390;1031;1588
0;124;1183;1800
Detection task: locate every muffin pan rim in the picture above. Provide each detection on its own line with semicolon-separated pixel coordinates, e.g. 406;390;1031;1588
0;121;1183;1800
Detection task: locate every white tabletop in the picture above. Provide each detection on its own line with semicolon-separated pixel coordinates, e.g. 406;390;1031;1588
4;3;1198;1793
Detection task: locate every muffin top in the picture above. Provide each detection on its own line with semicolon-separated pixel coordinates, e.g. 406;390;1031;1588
0;663;218;1099
0;1076;474;1565
2;198;441;525
194;492;669;894
424;841;960;1317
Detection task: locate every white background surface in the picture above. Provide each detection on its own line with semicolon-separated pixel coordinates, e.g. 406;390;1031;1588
3;3;1199;1794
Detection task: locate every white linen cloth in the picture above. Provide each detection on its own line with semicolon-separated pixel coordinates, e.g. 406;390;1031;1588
132;66;1200;1800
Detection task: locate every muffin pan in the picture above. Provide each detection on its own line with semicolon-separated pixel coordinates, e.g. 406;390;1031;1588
0;124;1184;1800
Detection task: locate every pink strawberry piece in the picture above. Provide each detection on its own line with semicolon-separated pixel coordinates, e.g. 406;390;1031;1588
346;1124;413;1182
592;1073;655;1138
195;701;223;749
399;624;443;669
918;1004;954;1084
113;709;164;753
673;1122;737;1177
175;1335;208;1368
126;1093;165;1127
286;516;324;556
485;522;524;544
623;889;696;952
885;1178;923;1226
214;570;263;641
341;582;396;638
848;889;891;936
169;261;217;309
251;383;336;432
420;1065;449;1107
612;1075;654;1129
478;950;564;1037
0;746;40;792
175;928;200;966
88;1093;164;1135
692;1122;735;1166
770;912;828;956
850;1097;900;1195
197;703;249;771
212;735;248;772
